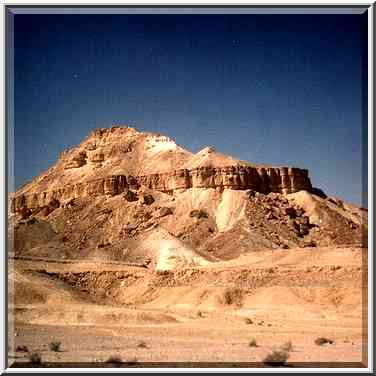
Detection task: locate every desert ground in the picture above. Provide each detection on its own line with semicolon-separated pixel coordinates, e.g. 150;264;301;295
9;245;366;368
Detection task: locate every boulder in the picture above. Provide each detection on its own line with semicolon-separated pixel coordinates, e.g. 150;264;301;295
285;207;297;218
189;209;208;219
140;193;154;205
123;189;138;202
158;207;173;218
19;207;31;220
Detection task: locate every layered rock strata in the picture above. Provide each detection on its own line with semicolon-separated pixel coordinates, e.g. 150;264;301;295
11;165;312;214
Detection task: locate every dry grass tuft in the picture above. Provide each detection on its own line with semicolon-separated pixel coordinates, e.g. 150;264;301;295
249;338;258;347
105;355;122;364
49;339;61;352
16;345;29;352
315;337;334;346
221;287;243;306
137;341;147;349
28;352;42;365
262;350;289;367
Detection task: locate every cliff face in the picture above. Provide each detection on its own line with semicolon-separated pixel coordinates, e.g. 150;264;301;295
11;165;312;213
10;126;314;214
138;165;311;193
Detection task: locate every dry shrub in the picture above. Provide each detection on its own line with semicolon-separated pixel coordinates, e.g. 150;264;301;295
262;350;289;367
28;352;41;365
16;345;29;352
249;338;258;347
105;355;122;364
221;287;243;306
49;339;61;352
315;337;334;346
137;341;147;349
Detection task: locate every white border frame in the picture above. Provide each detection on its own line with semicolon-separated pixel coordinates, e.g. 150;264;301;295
1;1;373;373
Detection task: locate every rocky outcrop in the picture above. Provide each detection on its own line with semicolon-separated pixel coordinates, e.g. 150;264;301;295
64;151;87;169
89;152;105;167
10;165;312;214
137;165;311;194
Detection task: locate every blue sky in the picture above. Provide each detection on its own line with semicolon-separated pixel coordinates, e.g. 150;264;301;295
13;13;367;206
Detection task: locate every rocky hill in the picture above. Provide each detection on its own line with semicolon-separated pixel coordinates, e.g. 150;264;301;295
9;126;367;269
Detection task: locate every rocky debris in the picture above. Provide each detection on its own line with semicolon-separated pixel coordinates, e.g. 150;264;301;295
349;222;358;230
49;270;144;300
290;191;365;246
156;207;173;218
246;192;315;248
19;207;32;220
123;189;138;202
302;240;317;248
285;207;297;218
96;242;111;249
119;208;155;239
120;224;138;238
290;215;312;237
140;193;154;206
40;198;60;217
49;198;60;209
63;198;76;209
190;209;208;219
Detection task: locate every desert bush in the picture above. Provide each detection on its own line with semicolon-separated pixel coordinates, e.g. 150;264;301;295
105;355;122;364
245;318;253;325
137;341;147;349
16;345;29;352
197;310;204;318
315;337;334;346
28;352;41;365
249;338;258;347
49;339;61;352
262;350;289;367
222;287;243;306
281;340;293;352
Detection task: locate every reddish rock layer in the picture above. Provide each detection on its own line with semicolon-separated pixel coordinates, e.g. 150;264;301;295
10;165;312;213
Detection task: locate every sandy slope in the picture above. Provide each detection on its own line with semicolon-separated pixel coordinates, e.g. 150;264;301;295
9;245;366;367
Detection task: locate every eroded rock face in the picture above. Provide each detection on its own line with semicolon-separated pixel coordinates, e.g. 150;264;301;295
89;152;105;167
123;189;138;202
10;165;312;214
140;193;155;206
64;151;87;169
